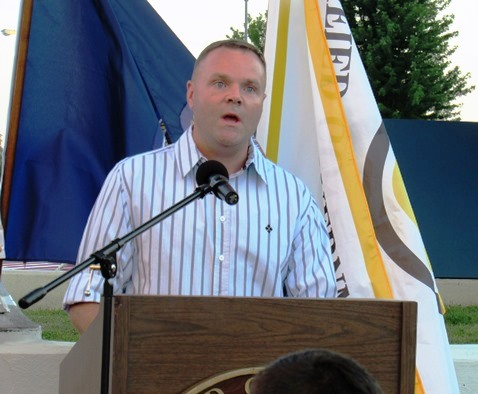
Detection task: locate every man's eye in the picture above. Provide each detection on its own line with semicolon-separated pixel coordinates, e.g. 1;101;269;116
245;86;256;93
214;81;225;88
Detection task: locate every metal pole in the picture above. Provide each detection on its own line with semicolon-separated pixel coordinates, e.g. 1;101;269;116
244;0;248;42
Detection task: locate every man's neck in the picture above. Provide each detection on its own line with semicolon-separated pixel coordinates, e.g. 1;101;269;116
202;150;246;176
191;127;249;175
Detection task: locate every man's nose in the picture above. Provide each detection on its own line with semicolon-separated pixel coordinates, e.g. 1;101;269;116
226;85;242;104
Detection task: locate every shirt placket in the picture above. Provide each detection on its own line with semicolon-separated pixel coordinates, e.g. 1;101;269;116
214;201;230;295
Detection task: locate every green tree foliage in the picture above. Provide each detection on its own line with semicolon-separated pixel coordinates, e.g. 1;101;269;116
227;12;267;53
341;0;474;120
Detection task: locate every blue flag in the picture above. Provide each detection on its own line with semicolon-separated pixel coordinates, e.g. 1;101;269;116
4;0;194;263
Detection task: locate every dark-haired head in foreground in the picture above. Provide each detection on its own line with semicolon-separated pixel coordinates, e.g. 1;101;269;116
250;348;384;394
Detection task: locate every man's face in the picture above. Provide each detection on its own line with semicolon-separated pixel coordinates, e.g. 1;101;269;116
186;47;266;160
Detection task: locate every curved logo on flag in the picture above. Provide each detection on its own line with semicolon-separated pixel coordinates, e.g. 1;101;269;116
363;123;440;309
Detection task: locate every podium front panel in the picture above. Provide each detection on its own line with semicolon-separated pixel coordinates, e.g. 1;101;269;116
110;296;416;393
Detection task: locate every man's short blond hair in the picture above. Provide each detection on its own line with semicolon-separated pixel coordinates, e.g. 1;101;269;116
192;39;266;80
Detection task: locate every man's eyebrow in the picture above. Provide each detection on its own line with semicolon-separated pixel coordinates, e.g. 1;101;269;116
208;72;230;80
243;78;261;85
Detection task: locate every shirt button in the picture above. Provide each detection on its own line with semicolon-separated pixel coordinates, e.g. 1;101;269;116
218;255;225;261
219;216;226;222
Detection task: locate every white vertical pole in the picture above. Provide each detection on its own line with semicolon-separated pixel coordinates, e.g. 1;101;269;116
244;0;248;42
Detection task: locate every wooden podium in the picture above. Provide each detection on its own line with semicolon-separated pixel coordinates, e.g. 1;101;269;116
60;296;417;393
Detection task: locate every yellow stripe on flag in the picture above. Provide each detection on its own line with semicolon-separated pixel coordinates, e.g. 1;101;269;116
392;164;419;226
266;0;291;162
303;0;392;298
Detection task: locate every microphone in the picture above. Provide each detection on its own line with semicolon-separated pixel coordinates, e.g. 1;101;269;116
196;160;239;205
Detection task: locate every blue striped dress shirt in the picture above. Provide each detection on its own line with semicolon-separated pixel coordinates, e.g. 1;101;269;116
63;126;337;307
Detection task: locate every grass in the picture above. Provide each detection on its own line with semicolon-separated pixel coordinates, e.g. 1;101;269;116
23;305;477;344
23;309;80;342
444;305;478;344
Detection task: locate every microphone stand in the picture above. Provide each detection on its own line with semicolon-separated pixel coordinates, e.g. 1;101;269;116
18;183;212;394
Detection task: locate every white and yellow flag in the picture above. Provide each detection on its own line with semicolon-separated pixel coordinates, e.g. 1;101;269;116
257;0;459;392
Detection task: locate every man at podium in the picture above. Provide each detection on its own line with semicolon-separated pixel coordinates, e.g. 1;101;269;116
63;39;338;334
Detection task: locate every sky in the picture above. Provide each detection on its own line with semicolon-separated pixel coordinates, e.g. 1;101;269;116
0;0;476;141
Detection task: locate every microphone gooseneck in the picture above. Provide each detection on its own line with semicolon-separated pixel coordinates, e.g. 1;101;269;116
196;160;239;205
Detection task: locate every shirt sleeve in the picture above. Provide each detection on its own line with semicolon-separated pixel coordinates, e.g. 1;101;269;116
284;190;337;298
62;162;133;309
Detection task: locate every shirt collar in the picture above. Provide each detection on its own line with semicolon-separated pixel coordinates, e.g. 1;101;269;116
174;126;205;179
246;136;269;184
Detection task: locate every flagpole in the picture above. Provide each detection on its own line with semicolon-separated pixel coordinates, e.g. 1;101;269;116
0;0;33;271
244;0;248;42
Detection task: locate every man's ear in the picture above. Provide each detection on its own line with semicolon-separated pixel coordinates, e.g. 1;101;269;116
186;80;194;109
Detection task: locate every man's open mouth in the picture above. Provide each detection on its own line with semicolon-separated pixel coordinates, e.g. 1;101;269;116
223;113;240;123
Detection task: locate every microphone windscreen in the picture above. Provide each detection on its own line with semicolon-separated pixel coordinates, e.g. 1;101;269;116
196;160;229;185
